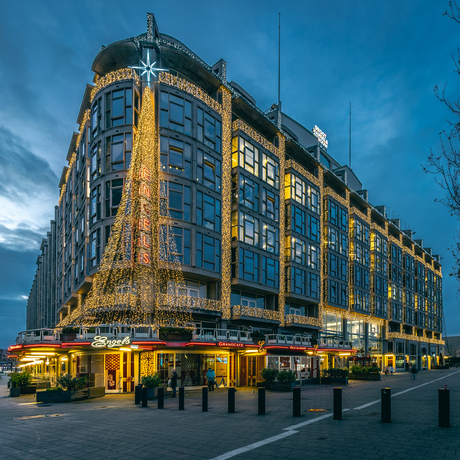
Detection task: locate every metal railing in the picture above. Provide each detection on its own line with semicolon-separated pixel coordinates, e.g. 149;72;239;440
265;334;312;346
16;329;60;344
192;328;252;342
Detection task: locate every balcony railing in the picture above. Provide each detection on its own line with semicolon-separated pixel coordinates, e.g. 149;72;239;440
265;334;312;346
77;325;159;340
158;294;221;312
285;314;322;328
318;337;353;349
232;305;281;322
16;329;60;344
192;328;252;342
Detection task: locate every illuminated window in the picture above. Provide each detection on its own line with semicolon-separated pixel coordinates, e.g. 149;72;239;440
262;153;279;189
235;137;259;176
237;212;259;246
160;136;192;178
160;91;192;135
196;149;221;191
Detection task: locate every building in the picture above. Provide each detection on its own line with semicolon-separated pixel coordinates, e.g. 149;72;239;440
9;14;444;392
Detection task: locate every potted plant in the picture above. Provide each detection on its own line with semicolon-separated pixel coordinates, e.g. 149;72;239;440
349;365;381;381
322;368;349;384
259;368;278;388
56;374;87;400
140;374;162;399
9;371;34;396
276;370;297;391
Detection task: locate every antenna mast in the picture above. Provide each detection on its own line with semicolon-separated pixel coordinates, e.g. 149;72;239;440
349;102;352;168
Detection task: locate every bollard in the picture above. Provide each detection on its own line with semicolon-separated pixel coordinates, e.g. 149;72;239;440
141;387;148;407
228;387;236;413
333;387;342;420
134;385;142;405
179;387;185;410
293;386;301;417
439;388;450;427
157;386;164;409
381;387;391;423
258;387;266;416
202;386;208;412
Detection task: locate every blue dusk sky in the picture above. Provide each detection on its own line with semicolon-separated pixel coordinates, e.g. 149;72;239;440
0;1;459;348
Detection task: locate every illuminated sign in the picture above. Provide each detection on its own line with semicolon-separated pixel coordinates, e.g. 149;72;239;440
218;342;244;348
91;336;131;349
8;345;22;352
289;346;307;351
312;125;328;150
138;166;152;266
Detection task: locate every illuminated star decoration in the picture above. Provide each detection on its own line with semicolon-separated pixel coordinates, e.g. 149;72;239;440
130;49;168;86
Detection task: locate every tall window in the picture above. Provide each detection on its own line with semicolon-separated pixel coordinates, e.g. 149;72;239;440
105;179;124;217
263;256;279;287
196;233;221;271
233;137;259;176
89;229;101;268
90;186;101;225
197;107;221;152
262;188;279;221
91;98;102;139
159;226;191;264
239;248;259;282
105;88;133;128
160;136;192;178
236;212;259;246
262;153;279;189
106;132;132;171
160;91;192;135
160;181;191;221
291;205;306;234
237;175;259;211
262;223;279;254
90;142;101;181
196;149;221;191
308;215;320;242
196;191;221;231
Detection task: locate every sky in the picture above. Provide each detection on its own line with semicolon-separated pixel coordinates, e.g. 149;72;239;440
0;0;460;349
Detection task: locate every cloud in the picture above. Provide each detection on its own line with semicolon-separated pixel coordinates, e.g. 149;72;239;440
0;125;58;250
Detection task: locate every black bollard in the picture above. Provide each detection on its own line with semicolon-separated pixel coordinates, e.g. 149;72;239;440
157;386;164;409
258;387;266;415
134;384;142;405
333;387;342;420
202;386;208;412
381;387;391;423
228;387;236;413
439;388;450;427
179;387;185;410
141;387;148;407
293;386;301;417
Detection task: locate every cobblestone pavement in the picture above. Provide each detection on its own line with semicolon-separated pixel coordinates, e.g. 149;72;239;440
0;369;459;460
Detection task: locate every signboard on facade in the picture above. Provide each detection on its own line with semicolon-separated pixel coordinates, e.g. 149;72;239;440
91;336;131;349
218;342;244;348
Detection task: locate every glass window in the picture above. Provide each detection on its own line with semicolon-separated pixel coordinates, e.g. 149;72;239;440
237;212;259;246
106;132;132;171
238;175;259;211
159;181;191;221
262;153;279;189
239;248;259;282
105;88;133;128
262;223;279;255
105;179;124;217
291;205;306;234
196;149;221;191
160;91;192;135
262;188;279;221
262;256;279;288
91;98;101;139
90;185;101;225
197;107;221;152
308;215;320;242
160;136;192;178
196;191;221;231
196;233;221;272
159;226;191;265
234;137;259;176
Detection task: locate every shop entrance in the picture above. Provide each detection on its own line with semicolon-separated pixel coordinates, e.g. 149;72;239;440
240;355;264;387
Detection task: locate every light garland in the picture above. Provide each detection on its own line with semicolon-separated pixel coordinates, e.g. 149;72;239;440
59;86;192;329
91;68;139;102
232;304;281;321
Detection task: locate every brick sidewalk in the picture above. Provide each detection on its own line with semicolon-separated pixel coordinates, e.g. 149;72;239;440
0;369;459;459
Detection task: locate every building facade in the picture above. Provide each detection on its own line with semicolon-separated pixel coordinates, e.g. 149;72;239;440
10;14;444;392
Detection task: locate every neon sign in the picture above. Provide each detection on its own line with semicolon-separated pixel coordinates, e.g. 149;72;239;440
91;336;131;349
312;125;328;150
218;342;244;348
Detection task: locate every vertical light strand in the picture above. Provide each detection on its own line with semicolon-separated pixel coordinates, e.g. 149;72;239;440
278;134;286;325
220;86;233;320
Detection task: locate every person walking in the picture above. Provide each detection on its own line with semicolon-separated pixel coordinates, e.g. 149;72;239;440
206;367;215;391
410;364;418;381
170;369;178;397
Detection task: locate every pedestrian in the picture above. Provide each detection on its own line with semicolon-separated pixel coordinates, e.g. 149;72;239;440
170;368;178;397
410;364;418;380
206;367;215;391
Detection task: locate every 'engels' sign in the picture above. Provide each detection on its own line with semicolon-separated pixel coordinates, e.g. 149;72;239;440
91;336;131;349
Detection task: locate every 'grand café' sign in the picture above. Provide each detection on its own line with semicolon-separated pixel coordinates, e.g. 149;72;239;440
91;336;131;349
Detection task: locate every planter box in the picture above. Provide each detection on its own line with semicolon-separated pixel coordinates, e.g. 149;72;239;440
20;385;37;394
88;387;105;399
146;388;157;400
267;382;296;391
349;373;381;381
321;377;348;385
36;390;72;403
10;387;20;397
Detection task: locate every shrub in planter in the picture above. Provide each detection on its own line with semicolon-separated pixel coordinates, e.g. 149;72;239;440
277;370;296;384
260;368;279;384
140;374;162;388
56;374;86;391
325;368;349;378
10;371;32;388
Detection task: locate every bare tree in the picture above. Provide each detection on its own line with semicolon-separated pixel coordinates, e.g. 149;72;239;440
424;1;460;278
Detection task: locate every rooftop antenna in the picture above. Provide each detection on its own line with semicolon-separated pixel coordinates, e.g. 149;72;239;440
349;102;352;168
277;13;282;129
